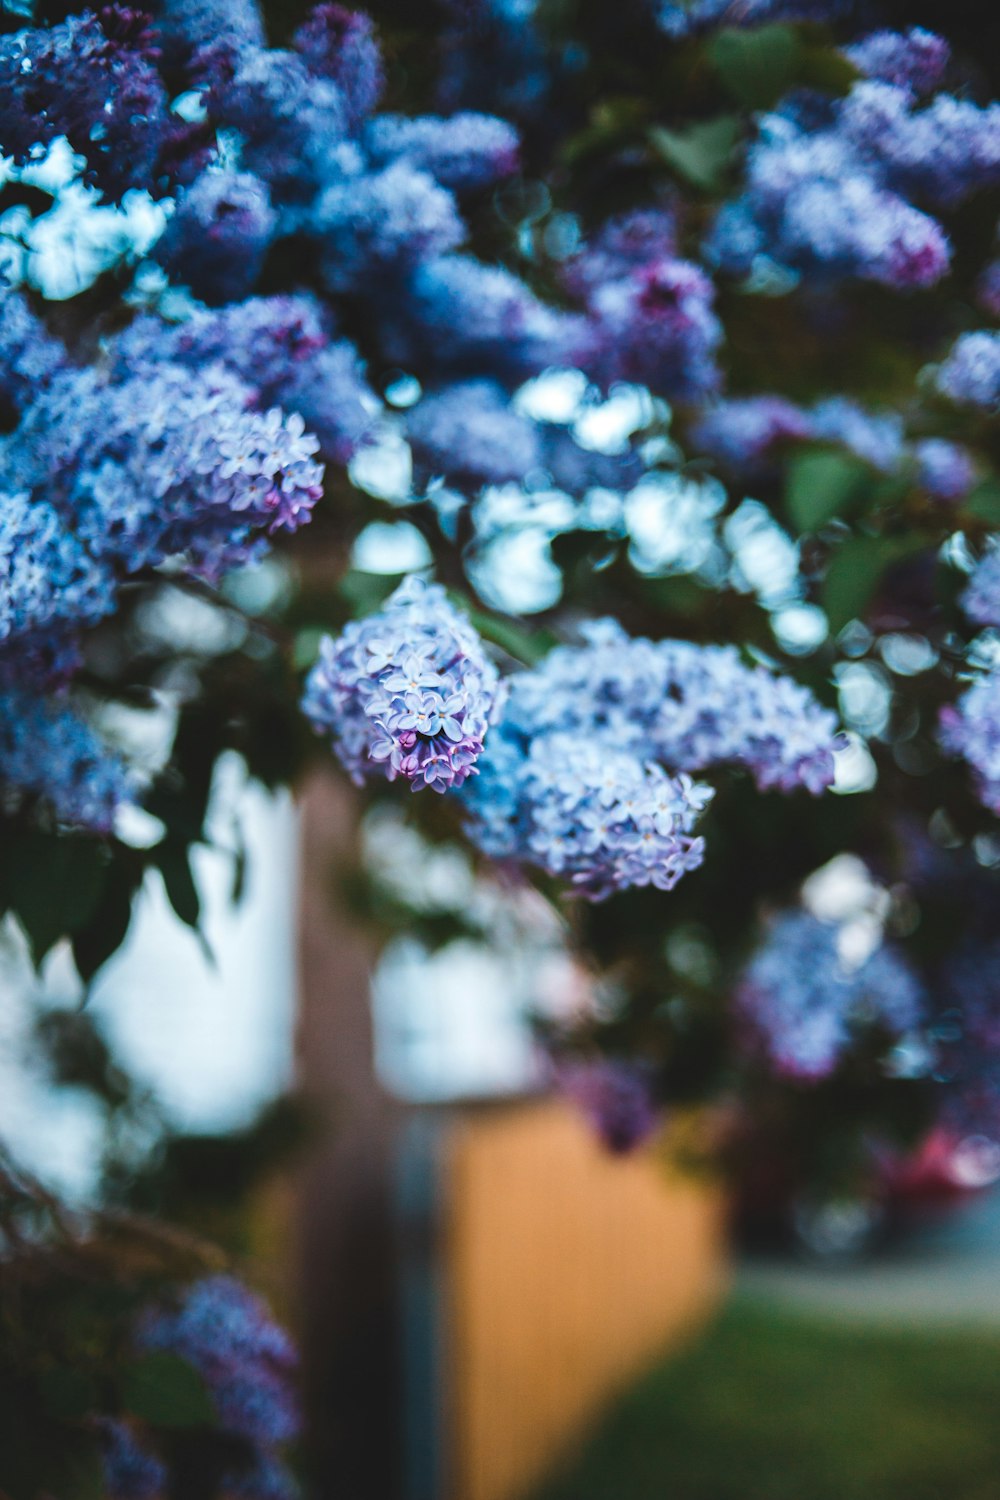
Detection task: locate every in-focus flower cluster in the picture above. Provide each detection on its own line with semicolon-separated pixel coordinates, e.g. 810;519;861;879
303;578;500;792
462;617;839;895
736;911;927;1079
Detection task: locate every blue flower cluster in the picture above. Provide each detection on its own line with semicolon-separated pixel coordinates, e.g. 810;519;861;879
138;1274;299;1499
935;331;1000;411
304;578;500;793
936;940;1000;1141
551;1057;662;1153
0;690;136;834
736;911;927;1080
491;619;840;794
0;285;325;829
98;1418;166;1500
709;31;1000;289
961;544;1000;629
462;617;838;895
940;671;1000;814
566;211;723;401
692;393;975;501
0;8;202;202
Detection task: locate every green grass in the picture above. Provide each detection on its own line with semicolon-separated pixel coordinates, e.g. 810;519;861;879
535;1297;1000;1500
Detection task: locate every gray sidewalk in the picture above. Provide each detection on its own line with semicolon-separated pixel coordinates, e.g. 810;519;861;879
739;1191;1000;1326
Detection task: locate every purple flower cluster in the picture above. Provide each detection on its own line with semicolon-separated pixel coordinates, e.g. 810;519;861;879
496;619;840;794
709;35;1000;291
463;618;838;896
567;212;723;400
936;940;1000;1141
692;393;975;501
365;112;520;191
303;577;500;792
0;7;199;202
845;28;951;96
935;331;1000;411
653;0;861;39
138;1275;299;1498
940;670;1000;814
961;545;1000;628
0;689;136;833
97;1418;166;1500
736;911;927;1080
552;1057;662;1153
466;727;712;896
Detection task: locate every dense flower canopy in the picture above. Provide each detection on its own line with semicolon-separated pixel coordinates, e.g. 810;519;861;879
0;0;1000;1238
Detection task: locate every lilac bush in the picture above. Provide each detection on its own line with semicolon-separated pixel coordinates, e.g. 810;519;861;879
1;0;1000;1339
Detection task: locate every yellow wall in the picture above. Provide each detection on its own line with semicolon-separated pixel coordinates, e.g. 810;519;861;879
442;1098;730;1500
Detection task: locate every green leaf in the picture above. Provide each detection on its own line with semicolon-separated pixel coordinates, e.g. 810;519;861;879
708;25;801;109
8;833;108;964
796;42;861;96
71;861;139;983
461;602;557;666
965;480;1000;526
823;535;928;634
649;116;741;192
786;451;872;533
156;843;201;930
122;1351;214;1429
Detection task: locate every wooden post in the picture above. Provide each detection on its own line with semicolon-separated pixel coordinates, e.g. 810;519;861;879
296;770;405;1500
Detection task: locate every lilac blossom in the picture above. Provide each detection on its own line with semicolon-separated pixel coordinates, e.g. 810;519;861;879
292;4;384;125
569;230;722;400
463;619;838;896
154;168;278;305
156;0;265;59
961;544;1000;628
552;1057;662;1153
138;1275;299;1496
496;620;839;795
314;161;466;293
691;397;812;475
810;398;906;473
0;8;185;202
465;726;711;896
839;83;1000;210
116;297;377;463
940;669;1000;813
0;289;68;410
365;112;520;191
977;259;1000;320
0;689;136;833
138;1275;299;1445
0;492;114;645
913;438;975;501
844;29;951;96
389;254;584;381
654;0;863;38
736;911;927;1080
406;380;543;487
96;1419;166;1500
303;577;500;792
935;332;1000;411
5;362;323;577
936;940;1000;1140
710;124;951;289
